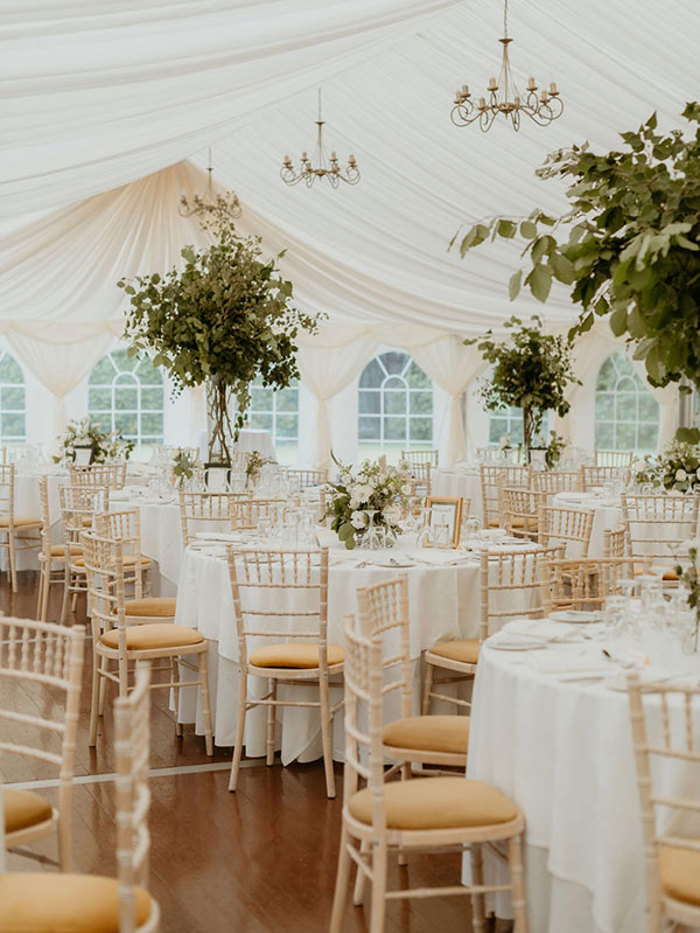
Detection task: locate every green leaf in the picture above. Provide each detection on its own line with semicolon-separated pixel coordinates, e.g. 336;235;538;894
498;219;517;239
676;428;700;444
550;252;575;285
520;221;538;239
508;270;522;301
530;264;553;303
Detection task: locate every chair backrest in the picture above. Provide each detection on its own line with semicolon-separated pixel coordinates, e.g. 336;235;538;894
603;524;627;559
95;509;146;598
538;505;595;558
284;468;329;490
620;493;700;570
356;575;411;722
226;546;329;668
0;463;16;523
59;484;109;546
114;660;154;932
480;465;530;527
401;449;439;468
531;470;582;495
543;557;630;611
595;449;634;467
80;531;127;650
501;486;545;539
580;464;624;491
0;617;84;861
406;461;432;497
179;491;239;546
229;497;287;531
480;546;557;638
627;672;700;929
70;461;128;490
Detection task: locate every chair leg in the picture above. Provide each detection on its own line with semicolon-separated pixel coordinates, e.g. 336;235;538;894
8;533;17;593
369;840;388;933
329;827;352;933
59;565;71;625
421;658;434;715
266;678;277;766
470;843;486;933
118;654;129;698
57;807;72;872
40;565;52;622
35;564;44;617
508;833;529;933
319;671;336;798
171;657;182;736
98;660;108;715
353;840;370;905
198;650;214;756
89;654;102;747
228;668;248;792
70;590;78;612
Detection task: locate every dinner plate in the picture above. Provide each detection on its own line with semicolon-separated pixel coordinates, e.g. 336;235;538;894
549;610;603;624
369;558;416;568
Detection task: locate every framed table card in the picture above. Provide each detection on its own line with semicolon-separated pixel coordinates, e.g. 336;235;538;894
204;463;231;492
72;445;93;466
424;497;463;548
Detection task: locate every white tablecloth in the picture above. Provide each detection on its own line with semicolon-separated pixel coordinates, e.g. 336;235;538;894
465;625;700;933
552;492;622;558
198;428;276;462
110;493;182;595
1;470;65;572
434;467;482;523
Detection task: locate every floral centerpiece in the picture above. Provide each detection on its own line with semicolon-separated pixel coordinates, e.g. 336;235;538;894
632;441;700;493
172;447;200;488
54;418;134;465
325;457;409;550
674;538;700;650
245;450;275;487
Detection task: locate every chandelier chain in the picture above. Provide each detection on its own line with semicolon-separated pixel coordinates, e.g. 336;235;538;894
504;0;508;39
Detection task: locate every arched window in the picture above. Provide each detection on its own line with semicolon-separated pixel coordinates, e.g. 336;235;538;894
358;350;433;456
247;376;299;464
488;406;524;447
595;351;659;453
88;348;164;449
0;351;26;443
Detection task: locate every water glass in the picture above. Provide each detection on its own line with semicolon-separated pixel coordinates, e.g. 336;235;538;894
603;595;628;639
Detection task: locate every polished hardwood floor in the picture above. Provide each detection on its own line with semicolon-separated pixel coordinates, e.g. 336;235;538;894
3;572;510;933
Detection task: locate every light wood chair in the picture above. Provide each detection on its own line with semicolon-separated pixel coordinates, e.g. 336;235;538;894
595;449;634;467
70;460;128;490
229;497;287;530
95;508;153;596
480;464;530;528
0;463;41;592
620;493;700;577
603;524;627;559
284;467;329;490
179;490;241;547
531;470;582;496
538;505;595;558
406;461;432;498
226;546;343;798
58;484;109;624
0;662;160;932
422;546;558;715
330;611;529;933
81;531;213;754
581;464;625;490
543;557;630;612
628;672;700;933
501;486;546;540
356;575;468;770
401;449;439;468
0;618;84;870
36;476;80;621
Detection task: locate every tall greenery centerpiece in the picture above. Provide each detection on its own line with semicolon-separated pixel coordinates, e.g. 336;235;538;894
118;205;321;463
454;103;700;439
467;315;579;454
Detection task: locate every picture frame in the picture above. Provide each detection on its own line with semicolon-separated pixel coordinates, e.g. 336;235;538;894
73;445;93;466
204;463;231;492
424;496;463;549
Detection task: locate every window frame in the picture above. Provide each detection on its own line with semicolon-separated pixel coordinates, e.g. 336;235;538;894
0;350;26;444
594;351;659;453
357;351;434;449
246;377;300;452
87;348;165;449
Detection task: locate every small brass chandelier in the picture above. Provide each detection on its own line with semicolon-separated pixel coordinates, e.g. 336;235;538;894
179;148;242;219
281;90;360;188
451;0;563;132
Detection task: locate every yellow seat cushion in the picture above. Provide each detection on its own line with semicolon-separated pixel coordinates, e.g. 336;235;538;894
100;623;204;651
0;516;41;528
123;597;176;618
348;777;518;830
383;715;469;755
249;642;344;669
659;844;700;907
428;639;480;665
49;544;82;558
3;788;53;834
0;873;152;933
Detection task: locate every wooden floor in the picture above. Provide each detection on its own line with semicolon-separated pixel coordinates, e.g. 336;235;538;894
2;572;510;933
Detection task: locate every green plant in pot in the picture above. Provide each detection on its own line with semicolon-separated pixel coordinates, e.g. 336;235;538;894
454;103;700;442
466;315;579;456
118;204;321;464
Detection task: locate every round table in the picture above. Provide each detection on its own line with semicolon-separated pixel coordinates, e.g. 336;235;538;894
110;490;182;595
434;467;483;523
552;491;622;558
465;623;700;933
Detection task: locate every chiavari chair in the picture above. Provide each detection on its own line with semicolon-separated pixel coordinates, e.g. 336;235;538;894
531;470;582;496
36;476;79;621
422;546;560;715
58;484;109;624
179;490;240;547
70;459;128;490
479;464;530;528
603;524;627;559
0;662;160;932
595;449;634;467
0;463;41;593
406;460;432;498
501;486;546;540
330;612;529;933
226;546;343;798
538;504;595;558
581;464;625;491
543;557;630;612
229;497;286;531
284;467;329;490
628;672;700;932
95;508;153;596
81;531;213;753
401;449;439;468
0;618;84;870
620;493;699;578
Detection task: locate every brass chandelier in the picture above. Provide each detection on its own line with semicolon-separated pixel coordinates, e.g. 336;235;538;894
451;0;563;132
281;90;360;188
179;148;242;219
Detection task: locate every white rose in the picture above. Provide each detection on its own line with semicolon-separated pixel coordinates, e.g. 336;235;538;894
696;467;700;480
676;469;688;482
350;511;367;530
631;460;647;474
355;483;373;503
401;484;412;496
349;496;360;510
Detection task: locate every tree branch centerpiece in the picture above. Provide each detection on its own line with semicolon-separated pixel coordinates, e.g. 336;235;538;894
118;205;321;464
466;314;579;456
324;458;409;550
454;103;700;440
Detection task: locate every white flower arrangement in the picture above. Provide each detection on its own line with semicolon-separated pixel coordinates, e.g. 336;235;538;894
632;441;700;493
325;456;409;549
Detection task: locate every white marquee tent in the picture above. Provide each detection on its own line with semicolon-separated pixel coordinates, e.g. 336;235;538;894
1;0;697;462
